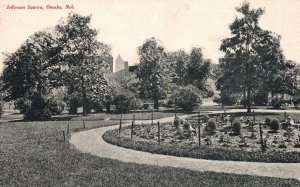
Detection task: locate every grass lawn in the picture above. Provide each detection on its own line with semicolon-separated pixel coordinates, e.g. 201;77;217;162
201;105;300;112
1;120;300;186
53;109;189;121
1;109;187;122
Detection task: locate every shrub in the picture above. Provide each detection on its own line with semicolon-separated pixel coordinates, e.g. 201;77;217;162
23;96;52;121
173;117;183;128
265;117;271;126
281;121;290;130
24;107;52;121
270;119;280;132
271;97;283;109
68;98;81;114
47;96;65;115
252;90;268;106
113;94;139;113
93;103;104;113
206;118;217;134
15;95;65;121
14;98;32;114
220;92;238;106
232;120;242;135
169;86;202;112
212;96;221;105
292;94;300;107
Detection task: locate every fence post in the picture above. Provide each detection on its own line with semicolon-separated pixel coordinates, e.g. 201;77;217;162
151;109;154;126
158;121;161;143
284;112;287;120
198;108;201;147
131;121;134;139
119;118;122;137
198;125;201;147
175;106;177;118
63;131;65;142
67;124;70;134
83;120;85;129
253;110;255;124
133;114;135;125
121;113;123;123
259;123;265;152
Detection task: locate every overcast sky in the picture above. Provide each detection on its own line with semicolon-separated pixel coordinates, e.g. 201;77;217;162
1;0;300;71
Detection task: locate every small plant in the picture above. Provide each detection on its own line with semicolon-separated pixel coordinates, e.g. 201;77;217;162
263;134;269;149
278;140;287;148
204;136;213;145
270;119;280;132
295;134;300;148
219;133;225;143
249;123;257;139
281;120;292;130
232;120;242;135
221;133;230;147
205;118;217;135
245;118;251;125
265;117;271;127
239;135;248;147
285;127;294;142
173;117;183;129
272;136;279;144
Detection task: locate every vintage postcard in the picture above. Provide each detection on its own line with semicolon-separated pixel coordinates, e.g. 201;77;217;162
1;0;300;186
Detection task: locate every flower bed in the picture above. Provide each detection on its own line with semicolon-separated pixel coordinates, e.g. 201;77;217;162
103;113;300;163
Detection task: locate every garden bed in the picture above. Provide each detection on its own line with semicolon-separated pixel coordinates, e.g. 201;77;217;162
103;112;300;163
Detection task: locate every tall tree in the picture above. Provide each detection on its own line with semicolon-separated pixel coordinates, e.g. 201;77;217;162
165;48;212;97
165;50;189;86
55;12;111;115
218;1;292;112
137;37;167;110
186;48;212;97
2;30;61;120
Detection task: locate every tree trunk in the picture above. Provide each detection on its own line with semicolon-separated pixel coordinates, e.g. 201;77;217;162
247;86;251;113
69;98;78;114
106;104;111;113
154;97;159;111
86;101;92;114
243;88;246;109
246;62;251;113
81;74;87;116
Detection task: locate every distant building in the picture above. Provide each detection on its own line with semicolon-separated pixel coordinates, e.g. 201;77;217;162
124;61;129;70
115;54;124;72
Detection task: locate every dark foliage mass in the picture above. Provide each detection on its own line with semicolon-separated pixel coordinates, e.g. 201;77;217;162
216;2;298;111
2;13;111;120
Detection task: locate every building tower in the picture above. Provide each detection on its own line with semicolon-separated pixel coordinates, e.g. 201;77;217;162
115;54;124;72
124;61;129;70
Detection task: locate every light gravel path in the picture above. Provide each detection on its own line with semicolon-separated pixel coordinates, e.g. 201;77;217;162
70;110;300;181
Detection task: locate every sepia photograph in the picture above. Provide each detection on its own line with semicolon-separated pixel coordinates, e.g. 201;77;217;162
0;0;300;186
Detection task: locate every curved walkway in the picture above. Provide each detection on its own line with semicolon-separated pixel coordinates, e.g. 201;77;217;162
70;111;300;181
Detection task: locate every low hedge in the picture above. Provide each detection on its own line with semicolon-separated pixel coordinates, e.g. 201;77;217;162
103;126;300;163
